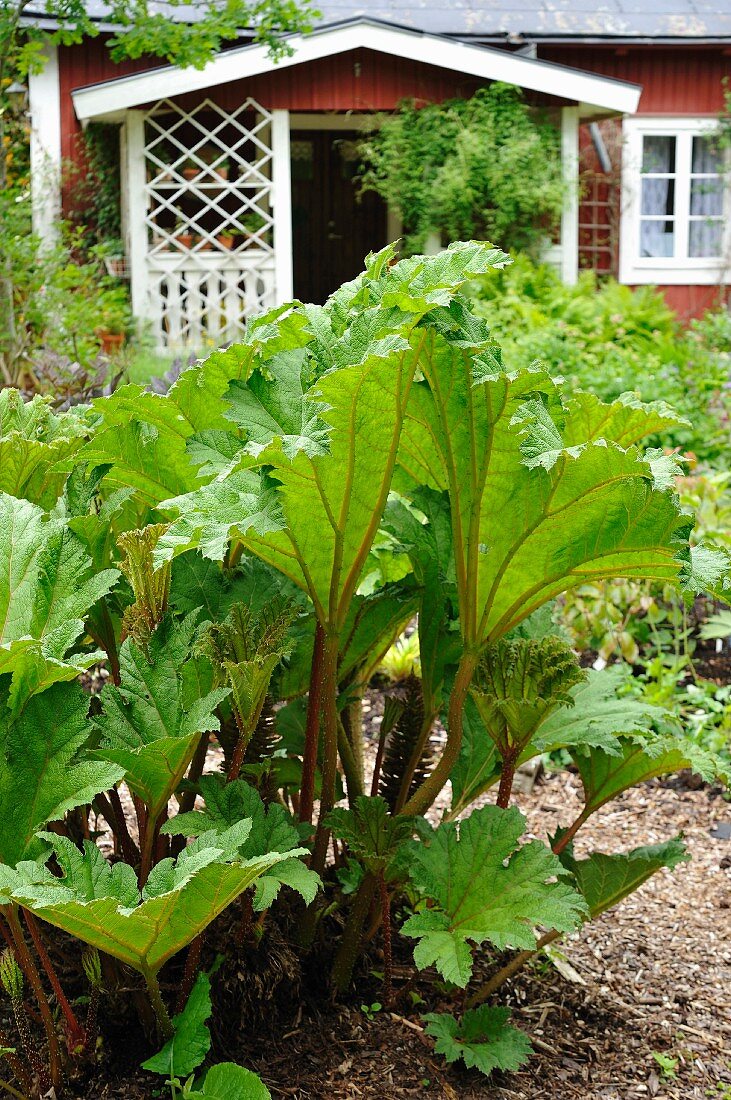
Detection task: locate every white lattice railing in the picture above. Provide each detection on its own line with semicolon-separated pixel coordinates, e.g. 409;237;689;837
139;96;277;350
148;252;276;350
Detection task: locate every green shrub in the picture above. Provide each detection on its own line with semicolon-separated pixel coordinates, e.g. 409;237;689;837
357;85;565;256
471;254;731;464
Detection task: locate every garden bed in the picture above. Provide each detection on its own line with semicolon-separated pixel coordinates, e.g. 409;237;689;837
22;768;729;1100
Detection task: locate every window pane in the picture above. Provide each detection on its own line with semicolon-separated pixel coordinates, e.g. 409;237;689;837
642;135;676;174
689;219;723;258
641;176;675;216
690;176;724;216
640;219;675;257
692;134;722;174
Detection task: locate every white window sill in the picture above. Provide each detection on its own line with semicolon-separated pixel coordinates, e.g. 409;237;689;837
619;261;728;286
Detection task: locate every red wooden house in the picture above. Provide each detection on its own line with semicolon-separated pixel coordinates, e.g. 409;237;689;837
25;3;730;349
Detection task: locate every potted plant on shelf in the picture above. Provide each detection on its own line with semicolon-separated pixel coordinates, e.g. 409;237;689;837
181;159;200;182
231;211;269;249
216;229;234;249
96;289;131;355
173;222;195;250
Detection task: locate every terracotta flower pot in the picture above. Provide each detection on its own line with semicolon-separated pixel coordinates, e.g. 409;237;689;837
182;166;199;181
216;233;234;249
175;233;194;250
98;330;125;355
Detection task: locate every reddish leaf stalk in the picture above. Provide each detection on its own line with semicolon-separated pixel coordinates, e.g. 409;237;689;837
107;787;140;865
85;985;100;1057
495;747;518;810
5;908;61;1091
236;890;254;948
377;871;393;1006
175;934;204;1014
22;911;84;1054
552;809;591;856
299;621;326;825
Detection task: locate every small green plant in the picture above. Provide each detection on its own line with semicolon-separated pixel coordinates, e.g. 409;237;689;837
360;1002;382;1022
652;1051;679;1079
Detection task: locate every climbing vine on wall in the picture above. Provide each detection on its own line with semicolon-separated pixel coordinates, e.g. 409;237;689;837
357;83;566;256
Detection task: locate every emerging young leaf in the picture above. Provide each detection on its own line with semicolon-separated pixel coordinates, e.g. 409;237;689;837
199;601;294;736
162;776;320;909
0;682;123;867
402;805;587;986
117;524;172;644
327;796;417;874
142;971;212;1078
470;636;585;759
423;1006;532;1077
560;838;690;919
92;615;229;820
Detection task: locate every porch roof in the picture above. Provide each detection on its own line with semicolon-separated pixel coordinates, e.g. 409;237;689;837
71;17;642;122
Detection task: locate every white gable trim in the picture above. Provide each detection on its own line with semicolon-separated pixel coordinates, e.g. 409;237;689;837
72;20;641;122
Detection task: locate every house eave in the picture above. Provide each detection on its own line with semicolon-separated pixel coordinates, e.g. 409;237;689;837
69;17;642;122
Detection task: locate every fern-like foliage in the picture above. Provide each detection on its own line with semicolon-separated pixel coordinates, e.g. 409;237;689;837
379;674;433;811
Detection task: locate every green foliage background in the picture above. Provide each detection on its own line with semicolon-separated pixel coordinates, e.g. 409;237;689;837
357;85;565;256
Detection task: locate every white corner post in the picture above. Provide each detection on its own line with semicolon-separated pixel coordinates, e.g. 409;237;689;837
121;111;151;334
271;109;293;304
28;42;62;246
560;106;580;285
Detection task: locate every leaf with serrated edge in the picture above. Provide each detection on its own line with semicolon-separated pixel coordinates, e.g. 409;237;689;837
142;971;212;1077
0;682;123;867
423;1006;532;1077
92;616;229;819
401;805;586;986
561;838;689;919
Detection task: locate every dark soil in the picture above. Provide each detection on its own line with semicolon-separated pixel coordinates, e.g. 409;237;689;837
7;769;729;1100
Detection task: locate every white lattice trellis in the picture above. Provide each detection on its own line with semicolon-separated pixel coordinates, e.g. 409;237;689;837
140;97;277;350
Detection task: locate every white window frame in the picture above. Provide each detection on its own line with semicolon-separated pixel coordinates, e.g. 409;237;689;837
620;116;730;286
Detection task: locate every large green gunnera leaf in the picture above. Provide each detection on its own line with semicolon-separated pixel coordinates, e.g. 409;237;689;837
3;826;304;980
0;389;87;508
0;681;123;867
92;615;229;818
0;493;118;714
401;805;587;986
398;336;709;646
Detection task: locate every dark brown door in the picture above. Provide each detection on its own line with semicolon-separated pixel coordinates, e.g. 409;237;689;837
291;129;388;304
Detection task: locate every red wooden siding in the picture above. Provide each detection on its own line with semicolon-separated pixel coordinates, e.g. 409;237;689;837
540;46;730;114
58;39;481;161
